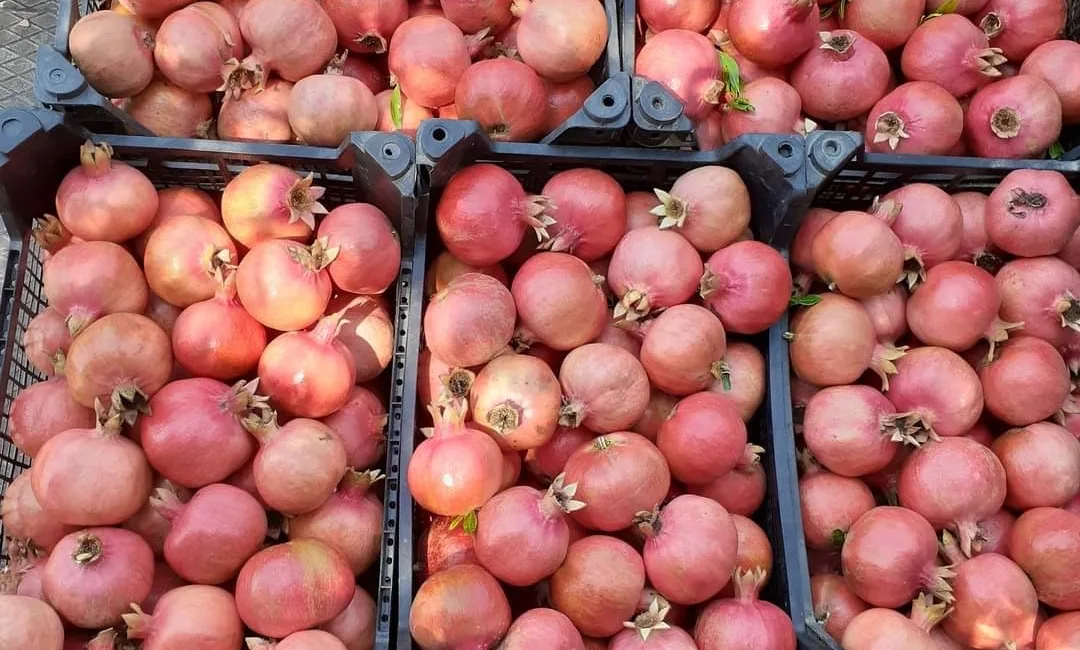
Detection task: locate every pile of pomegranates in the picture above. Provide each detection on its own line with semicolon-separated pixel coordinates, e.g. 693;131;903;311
409;161;797;649
68;0;610;144
793;170;1080;650
639;0;1076;159
1;139;398;650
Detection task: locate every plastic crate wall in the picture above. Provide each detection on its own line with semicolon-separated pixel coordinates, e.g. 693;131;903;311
34;0;632;146
0;109;418;647
382;122;860;650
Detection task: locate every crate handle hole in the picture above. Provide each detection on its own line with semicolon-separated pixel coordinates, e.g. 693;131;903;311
650;96;665;110
777;142;795;158
824;139;840;156
382;143;399;158
432;127;447;142
601;94;616;107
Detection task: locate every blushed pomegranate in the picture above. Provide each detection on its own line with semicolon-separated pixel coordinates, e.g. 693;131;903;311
470;352;560;450
424;273;516;368
693;568;796;650
455;58;548;141
236;238;337;331
123;584;244;650
986;169;1080;258
689;445;767;516
423;515;479;575
966;75;1063;159
539;169;628;261
720;78;805;141
563;432;671;531
997;257;1080;348
657;391;746;485
221;164;323;248
888;346;984;439
288;73;379;146
979;337;1070;427
171;270;267;381
233;0;337;88
55;142;157;243
44;240;148;337
944;553;1040;650
320;386;387;469
287;469;384;575
727;0;820;68
388;16;472;108
992;422;1080;510
788;293;876;387
550;535;646;637
1020;40;1080;124
799;470;876;551
901;14;1007;98
249;417;348;515
841;0;923;51
907;261;1012;355
652;166;750;253
607;227;703;324
500;608;585;650
879;184;963;288
701;240;791;334
68;11;155;98
324;0;408;53
791;30;891;122
811;574;869;640
409;565;511;650
974;0;1066;62
811;210;904;299
635;30;724;122
558;343;651;433
154;2;243;93
9;378;94;458
217;79;295;143
0;472;76;551
512;252;607;351
639;305;727;396
1010;507;1080;611
866;82;965;154
802;385;903;477
514;0;608;82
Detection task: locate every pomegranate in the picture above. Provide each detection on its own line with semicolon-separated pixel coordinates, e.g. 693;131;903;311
639;305;726;395
974;0;1065;62
221;164;324;248
689;446;767;516
635;30;724;122
791;30;891;122
324;0;408;53
474;477;584;586
248;630;348;650
562;432;671;531
172;270;267;380
607;227;703;324
1020;40;1080;124
68;11;155;97
550;535;646;637
973;509;1015;556
139;378;264;488
802;385;904;477
32;407;153;526
334;52;390;93
987;169;1080;257
143;214;236;309
258;301;358;418
792;207;837;277
840;0;923;51
327;294;394;383
811;574;869;640
250;416;348;515
235;539;355;637
217;79;295;142
137;188;221;260
639;0;719;32
424;273;516;367
231;0;336;89
727;0;820;68
901;14;1007;98
23;308;71;375
126;81;213;138
0;472;76;551
321;386;388;469
288;73;379;146
992;422;1080;510
651;166;750;253
693;568;797;650
907;261;1014;355
43;240;147;337
426;251;508;296
799;470;876;551
123;584;244;650
898;437;1008;556
500;608;585;650
409;564;511;649
721;77;804;140
43;528;154;628
841;599;944;650
512;252;607;351
888;346;984;438
388;16;472;108
316;203;400;295
1010;507;1080;611
470;353;561;450
525;425;594;480
417;349;475;408
408;398;503;516
558;343;651;433
122;480;191;558
236;238;337;331
9;378;94;457
544;76;595;133
707;341;765;422
626;191;662;231
702;240;792;334
636;495;737;605
0;594;63;650
965;75;1063;159
811;210;904;299
861;286;908;344
658;391;747;484
320;586;376;650
514;0;607;82
878;184;963;288
423;515;480;575
841;507;954;607
287;469;384;574
944;553;1040;650
787;293;876;387
435;164;554;266
154;2;242;92
866;82;965;154
1038;612;1080;650
455;58;548;141
539;169;627;260
997;257;1080;348
980;337;1070;426
55;141;157;242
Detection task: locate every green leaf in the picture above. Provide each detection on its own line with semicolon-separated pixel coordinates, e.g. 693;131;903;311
729;96;755;113
829;529;846;550
790;293;823;307
718;51;743;99
936;0;960;13
1050;141;1065;160
447;510;478;534
390;85;404;131
721;372;732;392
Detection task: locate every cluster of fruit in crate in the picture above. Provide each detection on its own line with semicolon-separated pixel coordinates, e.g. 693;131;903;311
0;140;402;650
406;162;797;650
636;0;1079;158
72;0;607;144
788;169;1080;650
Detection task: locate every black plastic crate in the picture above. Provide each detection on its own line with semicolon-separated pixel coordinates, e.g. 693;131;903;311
790;131;1080;650
621;0;1080;152
380;119;859;649
35;0;631;146
0;107;418;643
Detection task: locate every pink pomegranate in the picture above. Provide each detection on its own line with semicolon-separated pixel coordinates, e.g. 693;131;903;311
657;391;747;485
558;343;651;433
841;0;923;51
1020;40;1080;124
55;142;157;243
514;0;608;82
965;75;1063;159
286;469;384;575
727;0;820;69
800;470;876;551
154;2;244;93
901;14;1007;98
802;385;904;477
788;293;876;387
879;184;963;287
549;535;646;637
992;422;1080;510
974;0;1066;62
701;240;792;334
980;337;1070;427
889;346;984;439
866;82;965;154
790;30;891;122
323;0;408;53
455;58;549;142
693;568;797;650
388;16;472;108
424;273;516;368
1010;507;1080;611
539;168;628;261
233;0;337;88
470;352;561;450
635;30;724;122
652;166;750;253
68;11;155;98
997;257;1080;348
811;210;905;299
512;252;607;351
217;79;295;143
607;227;703;325
986;169;1080;258
721;78;805;141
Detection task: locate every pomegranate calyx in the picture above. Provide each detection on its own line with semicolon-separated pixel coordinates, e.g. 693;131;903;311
990;108;1021;139
523;195;556;243
974;47;1007;78
873;112;911;150
120;603;152;639
546;473;586;514
464;27;494;59
354;31;389;54
739;443;766;470
924;564;956;603
342;468;384;494
241;407;280;442
880;411;938;447
428;397;470;433
486;400;523;435
973;249;1004;274
72;532;104;565
711;358;733;391
87;629;123;650
219;57;258;98
286;173;329;229
438;367;476;404
939;529;968;564
324;50;348;75
871;342;909;391
78;141;115;177
732;567;768;602
797;447;822;474
909;592;950;632
699;268;720;299
899;249;928;291
245;638;275;650
149;482;185;521
702;80;725;105
953;518;982;558
978;12;1003;39
32;213;71;255
228;378;274;421
818;31;855;57
613;289;652;324
632;506;662;537
558;398;586;428
106;385;150;427
624;596;673;641
1006;188;1049;218
983;317;1024;362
